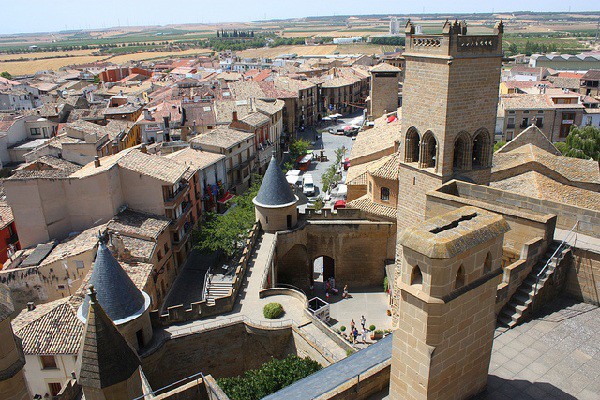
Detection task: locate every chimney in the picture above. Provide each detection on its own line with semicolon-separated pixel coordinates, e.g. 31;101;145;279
27;302;35;311
163;116;170;128
192;120;197;134
94;156;100;168
141;143;147;154
232;111;238;122
144;109;152;120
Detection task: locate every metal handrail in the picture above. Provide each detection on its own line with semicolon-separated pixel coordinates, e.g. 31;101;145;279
534;221;579;296
133;371;205;399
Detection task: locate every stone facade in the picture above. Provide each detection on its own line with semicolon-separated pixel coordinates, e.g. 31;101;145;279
566;247;600;306
368;64;401;120
390;207;509;400
0;318;30;400
396;20;503;231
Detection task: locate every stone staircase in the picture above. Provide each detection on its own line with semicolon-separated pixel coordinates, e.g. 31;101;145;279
498;242;570;329
204;281;232;306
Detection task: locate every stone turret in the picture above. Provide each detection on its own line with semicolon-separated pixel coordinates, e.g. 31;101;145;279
390;207;509;400
78;241;152;351
0;284;30;400
77;286;144;400
253;155;298;233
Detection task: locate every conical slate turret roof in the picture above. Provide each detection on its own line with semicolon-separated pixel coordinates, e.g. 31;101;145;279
253;155;297;207
80;242;147;324
77;286;141;390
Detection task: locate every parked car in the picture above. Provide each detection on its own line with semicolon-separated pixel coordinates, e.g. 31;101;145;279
329;128;345;135
303;174;316;196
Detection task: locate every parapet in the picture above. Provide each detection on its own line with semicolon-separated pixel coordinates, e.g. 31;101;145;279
399;206;510;259
403;19;504;58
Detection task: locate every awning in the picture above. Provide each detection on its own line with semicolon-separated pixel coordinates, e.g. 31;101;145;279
387;115;398;123
217;191;234;203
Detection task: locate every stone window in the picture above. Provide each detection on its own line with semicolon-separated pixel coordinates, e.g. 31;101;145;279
484;252;492;274
420;131;437;169
453;132;470;171
381;187;390;201
410;266;423;286
455;265;465;289
405;127;420;163
472;129;491;168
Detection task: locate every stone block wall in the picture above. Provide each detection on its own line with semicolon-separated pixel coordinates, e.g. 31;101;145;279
565;247;600;306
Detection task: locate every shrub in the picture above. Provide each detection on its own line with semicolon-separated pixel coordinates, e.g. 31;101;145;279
369;324;376;332
375;330;384;335
383;276;389;292
346;348;355;356
218;355;322;400
263;302;284;319
340;325;346;332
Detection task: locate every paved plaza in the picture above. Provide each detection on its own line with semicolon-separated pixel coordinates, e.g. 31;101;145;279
482;297;600;400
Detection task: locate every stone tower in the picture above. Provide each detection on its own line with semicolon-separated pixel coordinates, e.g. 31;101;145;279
78;240;153;351
368;63;401;120
253;154;298;233
77;286;145;400
0;285;30;400
396;20;504;230
390;207;509;400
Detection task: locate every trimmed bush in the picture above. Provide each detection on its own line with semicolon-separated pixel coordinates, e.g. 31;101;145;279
369;324;376;332
263;302;284;319
218;355;322;400
340;325;346;332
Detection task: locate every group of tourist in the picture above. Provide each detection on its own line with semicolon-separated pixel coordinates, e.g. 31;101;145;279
348;316;369;344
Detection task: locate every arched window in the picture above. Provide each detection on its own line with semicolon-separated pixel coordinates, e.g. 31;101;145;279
455;265;465;289
420;131;437;169
472;129;491;168
411;266;423;286
381;187;390;201
405;127;420;163
453;132;470;171
483;252;492;274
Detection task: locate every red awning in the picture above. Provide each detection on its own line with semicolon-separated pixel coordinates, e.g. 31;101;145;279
387;115;398;123
218;191;234;203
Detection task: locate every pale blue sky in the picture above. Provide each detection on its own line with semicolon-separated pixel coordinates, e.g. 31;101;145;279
2;0;598;35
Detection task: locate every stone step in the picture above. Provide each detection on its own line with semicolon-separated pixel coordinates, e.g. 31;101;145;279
497;314;517;328
514;293;532;305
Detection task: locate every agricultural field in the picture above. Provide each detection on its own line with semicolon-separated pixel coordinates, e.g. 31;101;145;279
107;49;212;64
0;55;108;75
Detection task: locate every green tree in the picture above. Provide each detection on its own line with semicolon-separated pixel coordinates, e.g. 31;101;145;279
288;138;310;161
507;43;518;55
218;355;322;400
494;141;506;152
1;71;12;79
193;176;262;257
554;125;600;161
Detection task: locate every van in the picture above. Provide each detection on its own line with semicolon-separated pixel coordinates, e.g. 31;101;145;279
303;174;315;196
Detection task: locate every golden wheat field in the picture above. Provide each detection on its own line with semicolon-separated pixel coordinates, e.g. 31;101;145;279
0;49;96;61
106;49;212;64
0;55;108;75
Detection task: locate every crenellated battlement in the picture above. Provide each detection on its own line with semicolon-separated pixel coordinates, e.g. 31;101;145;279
404;19;503;57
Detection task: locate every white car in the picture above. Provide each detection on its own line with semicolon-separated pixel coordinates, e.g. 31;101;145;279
303;174;316;196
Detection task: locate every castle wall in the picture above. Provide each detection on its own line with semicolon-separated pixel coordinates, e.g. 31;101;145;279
141;322;293;390
565;247;600;306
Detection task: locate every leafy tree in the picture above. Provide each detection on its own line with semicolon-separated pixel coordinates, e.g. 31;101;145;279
494;141;506;152
218;355;322;400
288;138;310;161
507;43;518;55
0;71;12;79
554;125;599;161
321;164;339;193
193;176;262;257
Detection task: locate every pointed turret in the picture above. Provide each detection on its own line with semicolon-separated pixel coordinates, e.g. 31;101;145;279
78;240;152;350
77;286;144;400
253;155;298;233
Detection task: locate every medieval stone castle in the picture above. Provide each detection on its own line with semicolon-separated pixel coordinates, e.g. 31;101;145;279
1;19;599;400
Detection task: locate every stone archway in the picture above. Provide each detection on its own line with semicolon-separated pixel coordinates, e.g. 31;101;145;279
313;255;335;284
278;244;309;289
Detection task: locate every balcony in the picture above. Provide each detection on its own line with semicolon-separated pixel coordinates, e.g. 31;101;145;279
170;202;192;230
164;182;189;208
173;221;193;251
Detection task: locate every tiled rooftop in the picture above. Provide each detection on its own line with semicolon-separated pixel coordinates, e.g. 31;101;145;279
347;194;397;220
164;147;225;171
40;223;108;267
191;126;253;149
107;209;170;240
13;297;82;355
349;115;400;162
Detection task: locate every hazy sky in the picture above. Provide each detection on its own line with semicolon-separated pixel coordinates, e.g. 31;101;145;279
2;0;597;35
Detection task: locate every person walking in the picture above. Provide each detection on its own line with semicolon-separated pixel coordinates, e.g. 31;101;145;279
342;285;349;299
361;315;366;330
350;319;355;332
353;327;359;344
361;327;368;343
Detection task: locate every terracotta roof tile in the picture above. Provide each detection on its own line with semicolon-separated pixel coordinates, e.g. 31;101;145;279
347;194;397;220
